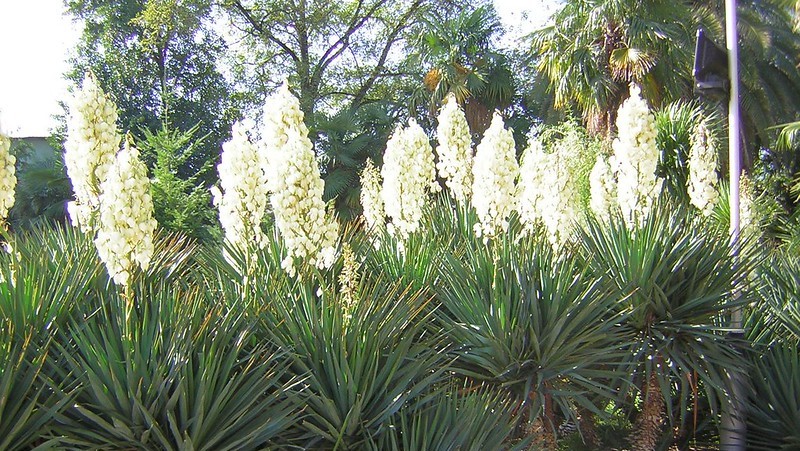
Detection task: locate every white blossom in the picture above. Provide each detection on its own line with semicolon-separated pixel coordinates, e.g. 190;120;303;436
610;84;662;228
64;71;121;232
359;159;384;234
0;120;16;221
262;82;339;276
94;139;157;286
688;121;719;216
517;134;581;248
435;94;473;204
381;119;439;243
589;154;617;221
472;112;519;241
214;121;270;251
517;138;547;230
739;174;755;234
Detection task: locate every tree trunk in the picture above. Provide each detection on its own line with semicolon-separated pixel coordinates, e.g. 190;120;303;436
577;406;600;448
630;371;665;451
528;392;558;451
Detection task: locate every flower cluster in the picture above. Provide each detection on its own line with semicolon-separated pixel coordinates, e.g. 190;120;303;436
435;94;473;204
381;119;439;243
688;121;719;216
589;154;617;221
0;122;16;221
610;84;662;228
338;243;359;325
94;139;158;286
517;138;547;231
517;135;581;248
359;159;384;234
64;71;121;232
263;83;338;276
739;174;755;235
472;112;519;241
213;121;270;251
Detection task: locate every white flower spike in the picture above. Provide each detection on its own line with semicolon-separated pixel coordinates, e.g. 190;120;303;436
610;83;662;228
215;121;270;251
472;112;519;242
435;94;473;204
64;71;121;232
0;119;16;222
381;118;439;244
95;137;158;286
263;82;339;276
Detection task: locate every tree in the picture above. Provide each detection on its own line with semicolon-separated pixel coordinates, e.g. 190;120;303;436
528;0;696;136
527;0;800;145
410;5;514;137
221;0;476;123
139;125;219;242
66;0;238;179
698;0;800;147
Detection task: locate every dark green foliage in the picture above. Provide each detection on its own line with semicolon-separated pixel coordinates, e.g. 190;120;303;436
580;200;754;428
8;140;71;228
0;324;74;451
316;103;396;221
746;344;800;450
256;274;448;449
383;383;527;450
435;226;627;428
66;0;238;181
0;225;102;450
53;283;301;449
139;125;220;242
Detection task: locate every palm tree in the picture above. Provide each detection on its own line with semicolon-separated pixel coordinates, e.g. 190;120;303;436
529;0;696;135
695;0;800;150
529;0;800;144
412;5;514;137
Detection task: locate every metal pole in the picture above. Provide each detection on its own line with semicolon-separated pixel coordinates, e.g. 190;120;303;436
720;0;746;448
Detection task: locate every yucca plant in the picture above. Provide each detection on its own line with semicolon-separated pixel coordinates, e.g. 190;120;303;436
0;321;75;450
746;249;800;449
0;224;104;339
363;204;449;293
746;344;800;450
0;224;103;449
579;201;753;450
434;230;626;450
253;265;448;449
52;279;301;449
381;381;527;450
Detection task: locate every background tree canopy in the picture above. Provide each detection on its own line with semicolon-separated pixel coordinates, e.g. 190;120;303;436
58;0;800;233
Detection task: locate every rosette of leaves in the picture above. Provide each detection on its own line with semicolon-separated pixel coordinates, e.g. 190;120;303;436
381;382;526;450
579;200;754;450
434;229;626;449
255;269;449;449
0;224;105;449
745;251;800;450
52;280;301;449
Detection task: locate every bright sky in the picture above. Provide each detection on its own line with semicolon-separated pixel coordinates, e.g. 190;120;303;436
0;0;559;138
0;0;81;137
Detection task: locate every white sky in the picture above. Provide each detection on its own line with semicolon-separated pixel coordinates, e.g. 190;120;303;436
0;0;82;137
0;0;559;138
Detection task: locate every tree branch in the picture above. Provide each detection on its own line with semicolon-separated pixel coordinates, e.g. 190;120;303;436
228;0;299;64
349;0;425;110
